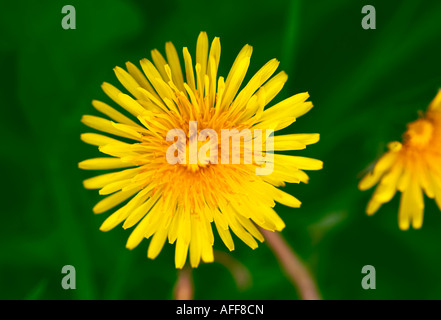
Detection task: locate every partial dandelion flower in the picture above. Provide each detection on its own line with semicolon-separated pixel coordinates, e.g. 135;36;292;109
359;90;441;230
79;32;322;268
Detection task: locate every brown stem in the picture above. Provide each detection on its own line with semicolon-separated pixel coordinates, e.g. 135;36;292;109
260;228;321;300
173;266;193;300
214;251;252;290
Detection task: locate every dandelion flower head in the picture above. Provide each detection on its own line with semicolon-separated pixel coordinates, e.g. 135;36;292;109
359;90;441;230
79;32;322;268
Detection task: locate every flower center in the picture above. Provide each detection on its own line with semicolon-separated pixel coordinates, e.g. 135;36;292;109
404;118;434;148
184;137;213;172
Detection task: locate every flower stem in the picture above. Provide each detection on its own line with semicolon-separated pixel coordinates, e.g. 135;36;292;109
214;251;252;290
260;228;321;300
173;266;193;300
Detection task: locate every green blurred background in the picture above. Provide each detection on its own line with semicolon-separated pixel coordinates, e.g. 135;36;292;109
1;0;441;300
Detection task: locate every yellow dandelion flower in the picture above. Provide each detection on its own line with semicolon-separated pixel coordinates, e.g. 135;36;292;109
79;32;322;268
359;90;441;230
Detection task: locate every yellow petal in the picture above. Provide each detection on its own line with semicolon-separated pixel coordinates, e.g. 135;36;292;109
165;41;185;92
221;56;251;111
114;66;145;101
92;100;139;127
273;188;302;208
221;204;258;250
213;216;234;251
233;58;279;111
80;133;122;147
175;234;190;269
259;71;288;109
125;61;161;101
196;31;209;95
140;58;175;103
99;187;151;231
150;49;169;81
123;191;161;229
82;166;144;189
81;115;140;140
207;37;221;105
125;199;162;249
366;199;382;216
183;47;196;91
189;214;202;268
147;220;168;260
78;157;134;170
93;187;140;214
428;89;441;111
359;151;399;190
234;214;264;242
272;154;323;171
117;93;147;117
